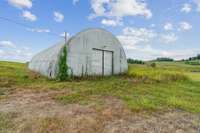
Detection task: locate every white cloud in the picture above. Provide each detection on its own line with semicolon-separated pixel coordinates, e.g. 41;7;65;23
27;28;50;33
89;0;109;18
89;0;152;24
0;41;16;48
160;33;178;44
179;21;192;31
101;18;122;27
164;22;173;31
194;0;200;12
54;11;64;22
116;25;196;60
181;3;192;13
22;10;37;22
73;0;79;5
0;40;33;62
117;27;157;50
0;49;32;62
8;0;32;9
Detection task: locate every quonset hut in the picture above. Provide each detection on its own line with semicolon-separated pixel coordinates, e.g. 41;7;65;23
28;28;128;78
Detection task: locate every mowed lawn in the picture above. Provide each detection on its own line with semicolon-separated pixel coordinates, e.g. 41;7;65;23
0;61;200;113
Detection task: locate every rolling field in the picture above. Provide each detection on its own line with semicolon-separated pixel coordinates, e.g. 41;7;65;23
0;61;200;132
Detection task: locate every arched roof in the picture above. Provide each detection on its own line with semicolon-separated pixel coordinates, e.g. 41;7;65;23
68;28;121;45
68;28;126;56
30;28;126;62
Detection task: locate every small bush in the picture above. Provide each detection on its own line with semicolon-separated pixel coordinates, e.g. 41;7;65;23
150;63;156;68
23;75;29;79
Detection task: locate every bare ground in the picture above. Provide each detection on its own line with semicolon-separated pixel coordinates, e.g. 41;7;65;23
0;89;199;133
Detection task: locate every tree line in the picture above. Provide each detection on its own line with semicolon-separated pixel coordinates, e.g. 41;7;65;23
127;58;145;64
127;54;200;65
185;54;200;61
184;54;200;65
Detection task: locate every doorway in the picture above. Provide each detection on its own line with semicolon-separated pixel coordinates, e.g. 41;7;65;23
91;48;113;76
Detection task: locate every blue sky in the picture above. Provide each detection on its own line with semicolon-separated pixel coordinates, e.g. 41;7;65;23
0;0;200;62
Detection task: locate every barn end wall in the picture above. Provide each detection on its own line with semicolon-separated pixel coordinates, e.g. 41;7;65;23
67;28;128;76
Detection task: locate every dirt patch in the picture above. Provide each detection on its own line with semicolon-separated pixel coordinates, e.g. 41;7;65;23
0;89;199;133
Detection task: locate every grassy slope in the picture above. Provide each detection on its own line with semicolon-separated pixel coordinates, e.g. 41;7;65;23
185;59;200;66
0;61;200;113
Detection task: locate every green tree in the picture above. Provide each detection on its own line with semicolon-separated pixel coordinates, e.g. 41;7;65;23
57;45;68;81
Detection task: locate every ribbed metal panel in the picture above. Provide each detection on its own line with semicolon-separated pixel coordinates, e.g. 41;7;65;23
29;28;128;78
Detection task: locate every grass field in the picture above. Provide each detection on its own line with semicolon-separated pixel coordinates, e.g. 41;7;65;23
0;61;199;113
185;59;200;66
0;61;200;132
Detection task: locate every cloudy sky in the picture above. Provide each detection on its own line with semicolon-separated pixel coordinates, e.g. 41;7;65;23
0;0;200;62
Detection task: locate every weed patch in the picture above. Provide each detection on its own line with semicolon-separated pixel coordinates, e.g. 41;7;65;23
0;113;16;132
38;117;65;133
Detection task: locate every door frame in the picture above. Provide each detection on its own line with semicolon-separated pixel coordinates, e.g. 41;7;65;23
92;48;114;76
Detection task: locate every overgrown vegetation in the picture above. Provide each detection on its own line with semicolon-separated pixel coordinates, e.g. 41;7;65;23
127;58;145;64
57;45;69;81
0;61;200;113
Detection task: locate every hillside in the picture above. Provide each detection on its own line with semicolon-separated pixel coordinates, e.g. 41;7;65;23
0;61;200;132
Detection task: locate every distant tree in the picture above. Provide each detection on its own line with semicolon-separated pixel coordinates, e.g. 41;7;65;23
197;54;200;59
127;58;145;64
156;57;174;62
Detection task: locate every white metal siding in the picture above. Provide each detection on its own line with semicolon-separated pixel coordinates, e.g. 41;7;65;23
29;28;128;78
67;28;128;76
104;51;112;75
91;50;103;75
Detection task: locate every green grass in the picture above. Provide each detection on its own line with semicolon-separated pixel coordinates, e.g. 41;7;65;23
0;113;15;132
185;59;200;65
0;61;200;113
